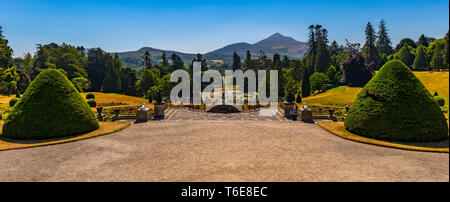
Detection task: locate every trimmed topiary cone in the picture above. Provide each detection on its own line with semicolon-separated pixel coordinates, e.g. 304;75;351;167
344;60;448;142
2;69;99;139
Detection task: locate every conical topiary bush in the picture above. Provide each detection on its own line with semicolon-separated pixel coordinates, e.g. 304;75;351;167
2;69;99;139
344;60;448;142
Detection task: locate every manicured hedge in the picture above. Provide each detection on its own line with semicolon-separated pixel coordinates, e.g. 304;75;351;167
2;69;99;139
344;60;448;142
87;99;97;107
435;96;445;106
86;93;95;99
9;97;20;107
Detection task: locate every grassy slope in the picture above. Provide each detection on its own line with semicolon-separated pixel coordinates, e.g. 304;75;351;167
80;92;150;109
303;71;449;107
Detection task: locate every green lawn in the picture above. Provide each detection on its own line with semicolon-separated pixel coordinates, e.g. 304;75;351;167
303;71;449;107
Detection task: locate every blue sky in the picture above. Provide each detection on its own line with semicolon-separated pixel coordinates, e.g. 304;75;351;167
1;0;449;57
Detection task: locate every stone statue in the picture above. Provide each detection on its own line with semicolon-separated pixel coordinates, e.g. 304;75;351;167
302;103;310;110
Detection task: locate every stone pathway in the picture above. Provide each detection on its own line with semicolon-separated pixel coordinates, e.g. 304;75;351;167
164;108;287;122
0;109;447;182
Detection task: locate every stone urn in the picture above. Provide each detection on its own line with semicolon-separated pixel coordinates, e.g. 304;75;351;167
136;103;151;123
153;90;165;119
299;103;314;123
112;107;120;121
329;108;337;121
96;105;103;121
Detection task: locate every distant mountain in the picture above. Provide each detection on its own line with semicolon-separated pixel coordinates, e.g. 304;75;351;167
207;33;307;60
115;33;307;66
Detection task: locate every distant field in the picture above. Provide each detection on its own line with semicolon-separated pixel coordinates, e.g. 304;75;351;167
303;71;449;108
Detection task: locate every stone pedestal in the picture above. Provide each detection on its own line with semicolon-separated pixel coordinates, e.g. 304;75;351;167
283;102;295;117
300;109;314;122
154;103;166;119
136;108;151;122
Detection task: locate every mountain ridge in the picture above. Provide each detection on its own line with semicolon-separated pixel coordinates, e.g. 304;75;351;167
115;33;307;66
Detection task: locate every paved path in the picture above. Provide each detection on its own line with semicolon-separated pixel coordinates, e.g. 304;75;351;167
164;108;287;122
0;109;448;182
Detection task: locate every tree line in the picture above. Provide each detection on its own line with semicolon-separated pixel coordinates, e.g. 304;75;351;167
0;22;449;102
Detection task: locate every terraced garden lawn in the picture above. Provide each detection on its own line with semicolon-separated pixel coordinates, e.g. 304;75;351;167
303;71;449;108
80;92;151;109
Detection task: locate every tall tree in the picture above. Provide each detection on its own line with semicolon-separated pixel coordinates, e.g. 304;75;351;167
376;19;393;55
273;53;281;67
281;55;289;68
142;51;152;69
430;45;444;70
86;48;108;92
445;31;449;68
314;41;330;73
395;45;415;67
413;45;429;70
306;25;318;72
246;50;251;60
160;51;169;66
119;67;138;96
363;22;379;66
102;54;121;93
417;34;429;47
0;25;13;68
301;64;310;98
169;53;184;71
232;51;241;71
395;38;417;51
136;68;158;96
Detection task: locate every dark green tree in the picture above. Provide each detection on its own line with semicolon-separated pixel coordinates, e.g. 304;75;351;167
0;25;13;68
363;22;379;66
281;55;289;68
142;51;152;69
417;34;429;47
136;68;158;96
246;50;251;60
395;38;417;51
160;51;169;66
102;54;122;93
86;48;108;92
273;53;281;67
430;45;444;70
16;68;31;94
412;45;429;70
169;53;184;71
314;40;331;73
376;19;393;55
232;51;241;71
394;45;415;67
119;67;138;96
301;63;310;98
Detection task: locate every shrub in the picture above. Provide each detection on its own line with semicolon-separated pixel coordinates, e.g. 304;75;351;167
2;69;99;139
86;93;95;99
87;99;97;107
435;96;445;106
310;72;329;92
296;93;302;104
9;97;20;107
344;60;448;142
434;92;439;96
